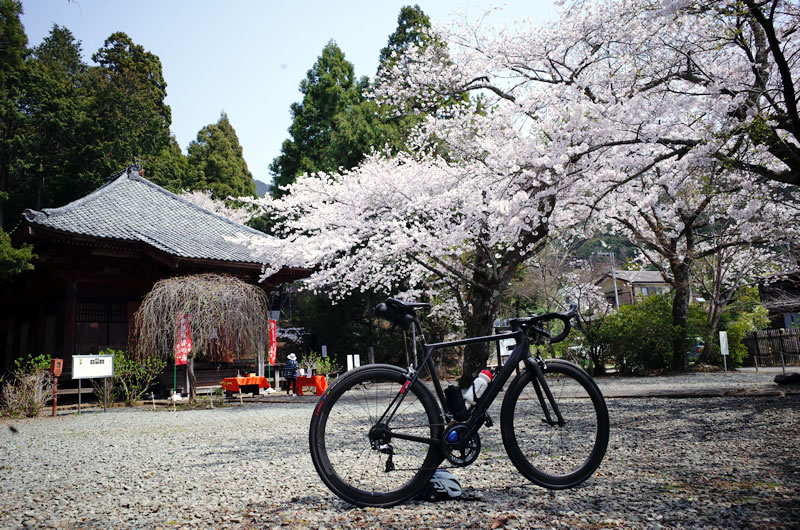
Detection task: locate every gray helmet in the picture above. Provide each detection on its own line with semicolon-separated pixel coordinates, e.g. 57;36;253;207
419;469;462;502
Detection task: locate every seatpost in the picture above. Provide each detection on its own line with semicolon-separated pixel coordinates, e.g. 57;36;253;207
411;316;425;368
411;325;418;366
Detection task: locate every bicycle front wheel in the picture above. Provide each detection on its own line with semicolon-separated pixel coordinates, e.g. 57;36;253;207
500;359;609;489
309;364;443;507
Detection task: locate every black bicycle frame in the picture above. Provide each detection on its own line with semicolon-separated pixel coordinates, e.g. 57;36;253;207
380;318;566;447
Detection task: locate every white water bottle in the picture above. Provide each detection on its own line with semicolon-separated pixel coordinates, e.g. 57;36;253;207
463;369;493;405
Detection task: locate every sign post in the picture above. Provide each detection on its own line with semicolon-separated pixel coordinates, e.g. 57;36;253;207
72;354;114;414
719;331;729;372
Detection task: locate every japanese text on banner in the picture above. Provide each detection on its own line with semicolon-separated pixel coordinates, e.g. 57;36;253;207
175;313;191;365
268;319;277;364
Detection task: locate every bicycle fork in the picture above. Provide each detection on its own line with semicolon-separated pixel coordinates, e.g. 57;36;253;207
524;356;565;427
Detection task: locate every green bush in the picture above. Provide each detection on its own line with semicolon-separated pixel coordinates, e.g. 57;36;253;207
315;355;342;376
594;294;705;373
100;349;166;406
718;303;770;368
14;353;53;373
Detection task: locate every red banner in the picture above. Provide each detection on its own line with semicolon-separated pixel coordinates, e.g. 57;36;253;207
175;313;191;365
268;319;277;364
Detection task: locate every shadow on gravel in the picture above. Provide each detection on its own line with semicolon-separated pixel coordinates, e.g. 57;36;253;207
244;395;799;528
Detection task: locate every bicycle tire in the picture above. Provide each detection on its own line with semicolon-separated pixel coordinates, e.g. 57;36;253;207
309;364;444;507
500;359;609;489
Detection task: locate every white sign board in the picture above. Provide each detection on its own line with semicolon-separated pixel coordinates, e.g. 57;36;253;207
72;355;114;379
347;354;361;371
719;331;729;356
498;338;516;356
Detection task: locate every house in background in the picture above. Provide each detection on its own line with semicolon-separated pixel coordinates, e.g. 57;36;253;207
759;269;800;329
595;270;671;307
1;166;306;377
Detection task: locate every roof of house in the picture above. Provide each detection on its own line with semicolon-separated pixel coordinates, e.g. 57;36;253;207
599;270;667;284
18;166;272;265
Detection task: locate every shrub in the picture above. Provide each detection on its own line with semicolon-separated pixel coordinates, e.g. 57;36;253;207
102;349;166;405
315;355;342;377
594;294;705;372
719;304;770;368
1;354;53;418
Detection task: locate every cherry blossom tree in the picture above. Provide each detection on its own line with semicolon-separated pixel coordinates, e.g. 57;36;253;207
180;190;256;225
248;0;799;378
247;134;567;385
373;0;799;369
691;241;795;361
598;162;796;369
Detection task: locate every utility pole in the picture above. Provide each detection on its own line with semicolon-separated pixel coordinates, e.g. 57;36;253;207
610;252;619;309
593;251;619;309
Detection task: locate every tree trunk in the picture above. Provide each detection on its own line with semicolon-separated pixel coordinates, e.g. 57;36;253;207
670;262;691;372
458;284;504;388
187;357;197;403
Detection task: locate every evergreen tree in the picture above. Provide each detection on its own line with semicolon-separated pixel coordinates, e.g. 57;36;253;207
269;41;365;197
186;112;255;198
378;4;433;66
77;32;171;196
0;0;27;229
334;5;442;163
0;228;34;282
10;25;86;218
143;135;193;193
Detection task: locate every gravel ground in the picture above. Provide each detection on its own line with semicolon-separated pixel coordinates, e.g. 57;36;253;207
0;369;798;529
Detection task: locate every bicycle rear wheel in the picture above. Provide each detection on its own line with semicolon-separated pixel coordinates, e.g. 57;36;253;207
309;364;443;507
500;359;609;489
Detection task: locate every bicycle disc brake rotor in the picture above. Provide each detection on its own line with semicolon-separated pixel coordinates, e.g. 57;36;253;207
443;424;481;466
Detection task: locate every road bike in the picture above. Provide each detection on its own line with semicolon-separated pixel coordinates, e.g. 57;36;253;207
309;298;609;507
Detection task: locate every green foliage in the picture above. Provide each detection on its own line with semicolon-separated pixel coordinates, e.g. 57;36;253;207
8;25;86;218
270;41;367;196
101;349;166;406
0;228;35;282
0;0;27;229
143;135;194;193
378;5;433;66
78;32;171;191
594;294;705;372
13;353;52;373
299;351;321;375
315;355;342;376
715;287;770;368
1;24;176;230
283;289;406;365
186;112;255;198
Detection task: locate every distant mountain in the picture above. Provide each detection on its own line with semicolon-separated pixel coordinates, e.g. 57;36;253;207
255;180;270;198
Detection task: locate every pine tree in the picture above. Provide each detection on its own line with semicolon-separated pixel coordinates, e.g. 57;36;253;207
269;41;365;197
77;32;171;194
143;135;193;193
11;25;86;216
186;112;255;198
0;0;27;229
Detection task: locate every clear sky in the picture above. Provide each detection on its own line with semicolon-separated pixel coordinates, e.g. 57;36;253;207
20;0;556;187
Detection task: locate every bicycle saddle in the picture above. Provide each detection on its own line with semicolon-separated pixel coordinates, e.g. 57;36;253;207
373;298;430;330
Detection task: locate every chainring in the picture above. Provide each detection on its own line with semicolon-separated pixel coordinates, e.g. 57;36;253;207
442;424;481;467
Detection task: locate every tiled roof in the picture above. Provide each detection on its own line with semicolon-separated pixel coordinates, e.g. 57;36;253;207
20;167;272;265
611;270;666;284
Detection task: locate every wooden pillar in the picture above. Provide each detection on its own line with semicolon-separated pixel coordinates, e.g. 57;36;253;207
64;279;77;362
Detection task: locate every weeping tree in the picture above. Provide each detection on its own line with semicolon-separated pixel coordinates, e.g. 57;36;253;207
131;273;269;402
